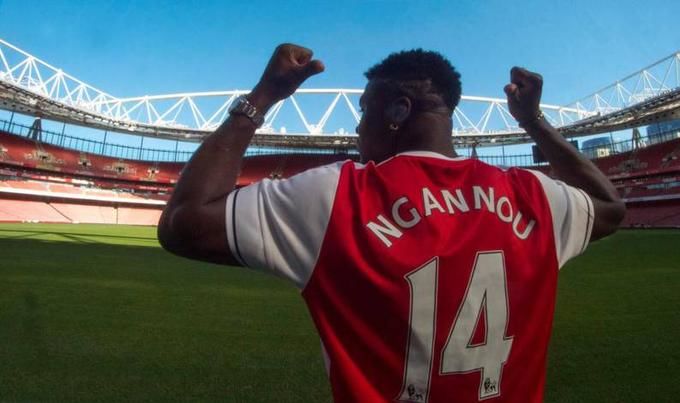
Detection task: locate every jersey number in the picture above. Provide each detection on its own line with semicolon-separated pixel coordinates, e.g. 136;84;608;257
398;252;513;402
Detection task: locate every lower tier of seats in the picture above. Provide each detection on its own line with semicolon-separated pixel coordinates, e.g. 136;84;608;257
0;198;162;226
621;201;680;228
3;197;678;229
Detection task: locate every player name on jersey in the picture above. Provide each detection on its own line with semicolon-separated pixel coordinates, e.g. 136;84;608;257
366;185;536;247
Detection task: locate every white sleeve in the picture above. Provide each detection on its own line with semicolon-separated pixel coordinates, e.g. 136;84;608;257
527;170;595;269
225;162;343;288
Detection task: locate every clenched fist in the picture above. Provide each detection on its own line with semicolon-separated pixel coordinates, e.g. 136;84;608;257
504;67;543;126
251;44;325;109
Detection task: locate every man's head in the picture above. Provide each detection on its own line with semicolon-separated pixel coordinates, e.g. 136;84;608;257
357;49;462;163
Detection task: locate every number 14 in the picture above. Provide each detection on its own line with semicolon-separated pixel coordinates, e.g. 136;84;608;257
398;252;513;402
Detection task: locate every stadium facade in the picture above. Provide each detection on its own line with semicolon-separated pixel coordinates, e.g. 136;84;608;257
0;39;679;227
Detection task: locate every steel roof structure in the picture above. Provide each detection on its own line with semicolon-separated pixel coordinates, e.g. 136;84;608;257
1;38;679;148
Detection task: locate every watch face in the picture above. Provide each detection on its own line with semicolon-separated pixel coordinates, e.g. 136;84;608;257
229;96;264;127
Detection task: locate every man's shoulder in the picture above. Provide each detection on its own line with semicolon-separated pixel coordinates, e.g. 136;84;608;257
294;159;350;177
260;159;351;189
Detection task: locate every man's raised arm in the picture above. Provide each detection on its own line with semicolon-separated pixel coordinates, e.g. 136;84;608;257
157;44;324;264
504;67;625;241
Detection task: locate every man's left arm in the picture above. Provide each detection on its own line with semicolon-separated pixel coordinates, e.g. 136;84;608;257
504;67;625;242
157;44;324;265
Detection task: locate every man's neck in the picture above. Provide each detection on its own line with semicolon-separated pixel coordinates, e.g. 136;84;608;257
399;115;457;158
396;142;457;158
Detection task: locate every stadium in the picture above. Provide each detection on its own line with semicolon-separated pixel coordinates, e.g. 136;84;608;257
2;39;679;228
1;14;679;403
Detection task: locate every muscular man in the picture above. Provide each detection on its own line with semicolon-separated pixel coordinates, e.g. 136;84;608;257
158;44;625;402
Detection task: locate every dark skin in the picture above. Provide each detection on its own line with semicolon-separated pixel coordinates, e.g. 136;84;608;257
503;67;625;240
157;44;324;266
158;44;625;265
356;79;456;163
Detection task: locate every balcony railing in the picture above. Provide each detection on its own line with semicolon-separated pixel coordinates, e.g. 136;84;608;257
2;117;678;167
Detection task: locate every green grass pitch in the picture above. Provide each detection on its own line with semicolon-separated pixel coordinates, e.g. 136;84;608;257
0;223;678;402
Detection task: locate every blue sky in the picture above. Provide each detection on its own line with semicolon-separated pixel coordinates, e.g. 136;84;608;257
1;0;679;155
2;0;679;103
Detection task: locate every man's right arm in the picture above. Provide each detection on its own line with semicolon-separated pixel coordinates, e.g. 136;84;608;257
504;67;625;241
157;44;324;265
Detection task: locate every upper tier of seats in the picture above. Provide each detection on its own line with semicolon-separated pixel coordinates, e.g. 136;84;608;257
0;130;184;184
2;130;679;192
594;138;680;179
2;130;679;227
0;130;350;187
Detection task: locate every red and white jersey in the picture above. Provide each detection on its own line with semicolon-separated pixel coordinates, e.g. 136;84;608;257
225;151;593;403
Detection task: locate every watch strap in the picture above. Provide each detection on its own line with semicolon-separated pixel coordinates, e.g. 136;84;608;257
229;95;265;127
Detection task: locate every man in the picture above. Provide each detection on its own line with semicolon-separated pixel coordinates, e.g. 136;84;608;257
158;44;625;402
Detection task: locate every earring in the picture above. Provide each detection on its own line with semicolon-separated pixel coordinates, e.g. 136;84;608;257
389;123;399;131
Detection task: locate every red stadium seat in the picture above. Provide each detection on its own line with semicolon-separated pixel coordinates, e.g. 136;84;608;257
0;199;70;223
2;129;679;228
622;202;680;228
49;203;118;224
116;207;162;226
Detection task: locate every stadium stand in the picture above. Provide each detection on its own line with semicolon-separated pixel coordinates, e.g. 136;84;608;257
116;207;163;226
49;203;118;224
0;130;183;184
623;202;680;227
0;189;164;225
597;137;680;178
0;179;168;203
0;139;168;224
0;199;71;223
1;128;678;227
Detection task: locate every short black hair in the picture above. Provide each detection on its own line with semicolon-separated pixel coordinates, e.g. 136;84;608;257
364;49;462;111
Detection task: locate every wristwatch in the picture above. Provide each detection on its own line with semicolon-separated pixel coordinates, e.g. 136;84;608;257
228;95;265;128
518;110;545;128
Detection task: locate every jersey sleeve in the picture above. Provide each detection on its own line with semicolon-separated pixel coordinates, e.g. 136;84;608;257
225;161;344;288
526;170;595;269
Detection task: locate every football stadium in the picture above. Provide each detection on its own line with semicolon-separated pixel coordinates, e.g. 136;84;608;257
1;3;680;402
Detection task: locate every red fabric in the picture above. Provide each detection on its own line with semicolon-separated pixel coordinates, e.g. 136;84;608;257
302;156;558;402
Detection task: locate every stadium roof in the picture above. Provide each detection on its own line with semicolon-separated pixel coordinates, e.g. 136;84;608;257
1;38;679;147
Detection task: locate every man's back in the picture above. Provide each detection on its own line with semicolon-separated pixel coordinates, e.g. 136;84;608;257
226;152;593;402
159;43;622;403
307;152;561;402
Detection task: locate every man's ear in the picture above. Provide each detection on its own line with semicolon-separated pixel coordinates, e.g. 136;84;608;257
385;96;412;126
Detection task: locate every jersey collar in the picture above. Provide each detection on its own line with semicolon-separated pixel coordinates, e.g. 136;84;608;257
396;150;468;161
